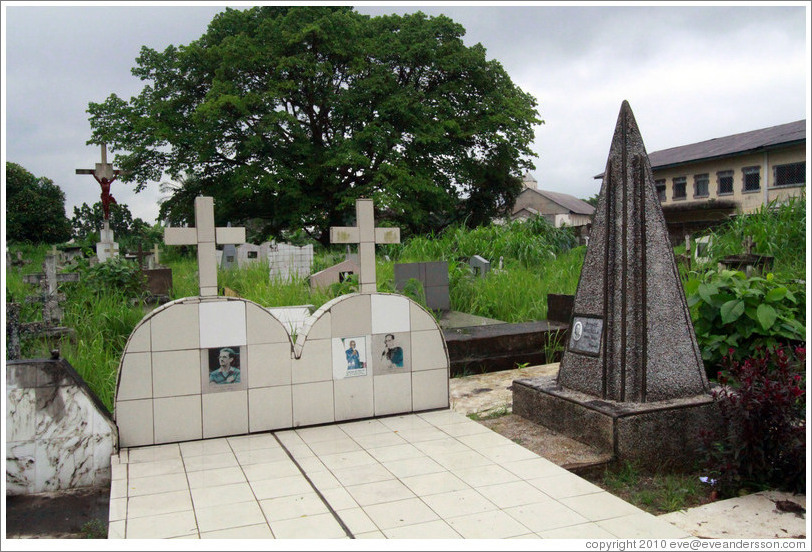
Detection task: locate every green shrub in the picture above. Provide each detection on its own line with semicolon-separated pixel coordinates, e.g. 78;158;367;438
78;256;147;298
685;269;805;377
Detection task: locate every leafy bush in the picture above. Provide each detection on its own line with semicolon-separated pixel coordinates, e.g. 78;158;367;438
78;256;147;298
702;345;806;497
685;270;805;377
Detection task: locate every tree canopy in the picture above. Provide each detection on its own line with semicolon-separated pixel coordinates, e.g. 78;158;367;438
70;202;160;250
6;162;72;244
88;6;541;243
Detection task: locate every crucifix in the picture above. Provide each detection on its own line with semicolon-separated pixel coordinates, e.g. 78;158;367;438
75;143;121;221
330;198;400;293
164;196;246;296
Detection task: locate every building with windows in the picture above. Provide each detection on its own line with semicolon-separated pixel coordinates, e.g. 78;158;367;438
596;119;806;242
511;172;595;242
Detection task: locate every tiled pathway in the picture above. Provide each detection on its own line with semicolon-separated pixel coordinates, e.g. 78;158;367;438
109;409;690;539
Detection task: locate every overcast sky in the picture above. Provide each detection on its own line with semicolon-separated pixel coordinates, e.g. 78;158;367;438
2;2;809;226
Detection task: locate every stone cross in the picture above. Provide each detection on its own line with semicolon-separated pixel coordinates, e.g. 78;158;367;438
75;143;121;219
164;196;246;296
22;253;80;325
127;243;152;270
329;198;400;294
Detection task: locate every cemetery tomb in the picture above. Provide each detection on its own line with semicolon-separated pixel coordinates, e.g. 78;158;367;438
394;261;451;311
114;197;449;448
268;242;314;280
309;258;361;290
469;255;491;278
513;101;719;468
236;242;263;267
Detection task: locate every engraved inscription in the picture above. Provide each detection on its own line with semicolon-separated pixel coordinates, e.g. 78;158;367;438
568;316;603;355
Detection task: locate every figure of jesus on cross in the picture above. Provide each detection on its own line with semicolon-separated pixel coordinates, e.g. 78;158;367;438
75;143;121;220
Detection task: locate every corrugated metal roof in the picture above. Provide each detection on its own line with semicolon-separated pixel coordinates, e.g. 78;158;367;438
594;120;806;178
515;188;595;215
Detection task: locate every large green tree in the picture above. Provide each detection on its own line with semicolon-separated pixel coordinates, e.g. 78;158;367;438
70;202;158;250
87;6;541;243
6;162;72;244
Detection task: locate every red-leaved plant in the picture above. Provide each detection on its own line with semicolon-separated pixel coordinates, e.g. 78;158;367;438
701;344;806;497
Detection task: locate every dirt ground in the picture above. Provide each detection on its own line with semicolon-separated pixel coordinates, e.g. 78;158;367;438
5;487;110;539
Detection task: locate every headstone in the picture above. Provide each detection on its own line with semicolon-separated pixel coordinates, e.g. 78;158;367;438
164;196;246;296
235;242;262;268
268;242;314;280
394;261;450;311
76;144;122;262
469;255;491;278
95;220;120;262
694;235;712;264
512;101;718;469
309;259;361;290
22;254;80;325
330;199;401;293
220;223;239;270
546;293;574;324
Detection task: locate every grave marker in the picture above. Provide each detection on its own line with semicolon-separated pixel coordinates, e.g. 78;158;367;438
329;198;400;293
22;253;80;325
512;101;718;468
220;223;239;270
469;255;491;278
76;143;122;262
164;196;246;296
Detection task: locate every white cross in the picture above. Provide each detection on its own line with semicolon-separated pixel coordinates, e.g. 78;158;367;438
330;199;400;294
75;143;118;180
164;196;246;296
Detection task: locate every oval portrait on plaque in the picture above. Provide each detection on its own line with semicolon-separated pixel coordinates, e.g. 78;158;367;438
572;321;583;341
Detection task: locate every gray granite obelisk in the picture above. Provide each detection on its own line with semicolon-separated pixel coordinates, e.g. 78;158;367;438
512;101;718;468
558;100;709;403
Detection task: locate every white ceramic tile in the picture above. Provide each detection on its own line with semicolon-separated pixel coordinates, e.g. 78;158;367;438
384;520;462;539
108;497;127;521
431;450;493;471
394;426;449;443
150;303;199;351
409;302;439;332
337;418;391;438
559;492;644;521
318;486;359;511
373;373;412;416
345;478;415;507
306;311;331;340
330;295;371;337
259;493;330;522
195;499;267;534
477;443;540;463
412;369;449;411
227;432;278;452
476;480;552;508
371;294;411;334
125;321;151;352
502;457;563;480
240;460;302;483
246;343;292;388
246;301;291;345
355;530;385;539
127;457;185;480
294;338;333;384
248;386;292;432
358;242;376;289
127;443;181;463
417;409;468;426
412;437;471;457
331;463;395;487
179;438;232;458
366;443;425;463
399;471;470;497
200;523;274;539
233;445;290;466
528;472;605;499
250;474;313;500
199;300;247;347
409;329;448;371
456;430;515;450
151;349;201;398
362;497;440;530
446;509;531;539
127;489;193;518
125;509;198;538
182;452;239;472
108;519;126;538
191;482;257;509
115;399;154;448
384;456;446;479
453;463;522;488
154;395;203;444
536;522;617;539
596;513;691;538
306;437;363;456
351;431;408;450
503;499;590;533
292;381;334;427
294;423;348;444
186;466;247;489
202;391;248;438
270;512;347;539
126;472;189;497
117;353;152;401
335;507;378;535
421;488;498;519
304;469;342;489
198;244;218;294
378;414;432;432
334;374;374;421
318;449;378;472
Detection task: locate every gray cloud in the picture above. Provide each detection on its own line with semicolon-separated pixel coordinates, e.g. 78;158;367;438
3;3;807;225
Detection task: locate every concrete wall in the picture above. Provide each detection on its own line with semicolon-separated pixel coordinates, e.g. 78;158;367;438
6;358;117;495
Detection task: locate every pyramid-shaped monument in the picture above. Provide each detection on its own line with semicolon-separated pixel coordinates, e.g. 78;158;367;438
512;101;718;468
558;100;710;403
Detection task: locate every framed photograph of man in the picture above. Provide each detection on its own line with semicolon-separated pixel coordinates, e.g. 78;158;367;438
201;346;248;393
372;332;410;375
332;336;369;379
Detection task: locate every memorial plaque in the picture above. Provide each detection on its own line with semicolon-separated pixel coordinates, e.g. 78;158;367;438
568;316;603;355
